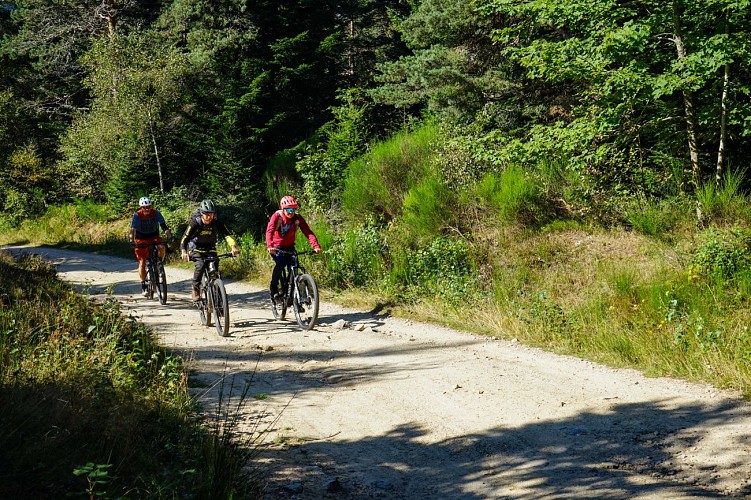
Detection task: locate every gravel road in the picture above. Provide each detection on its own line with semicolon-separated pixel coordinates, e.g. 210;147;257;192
9;246;751;499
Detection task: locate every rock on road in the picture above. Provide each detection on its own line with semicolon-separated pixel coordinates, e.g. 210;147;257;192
8;246;751;499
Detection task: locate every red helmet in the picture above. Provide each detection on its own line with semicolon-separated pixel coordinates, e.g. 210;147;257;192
280;196;298;209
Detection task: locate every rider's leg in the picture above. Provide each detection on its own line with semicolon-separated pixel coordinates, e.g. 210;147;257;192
269;253;288;299
138;259;147;280
191;253;205;301
138;259;148;295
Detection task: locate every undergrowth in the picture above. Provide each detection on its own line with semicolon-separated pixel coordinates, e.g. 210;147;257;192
0;250;260;498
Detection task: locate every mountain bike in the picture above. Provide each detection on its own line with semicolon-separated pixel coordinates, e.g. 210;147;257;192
270;249;319;331
193;253;234;337
135;241;168;305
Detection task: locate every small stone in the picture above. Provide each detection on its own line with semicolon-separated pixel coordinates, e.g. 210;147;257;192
283;482;303;493
373;479;394;490
326;477;343;492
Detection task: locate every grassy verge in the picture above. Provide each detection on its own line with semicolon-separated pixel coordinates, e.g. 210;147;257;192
0;250;260;498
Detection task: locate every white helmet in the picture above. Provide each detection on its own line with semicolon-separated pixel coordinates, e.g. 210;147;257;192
139;196;152;207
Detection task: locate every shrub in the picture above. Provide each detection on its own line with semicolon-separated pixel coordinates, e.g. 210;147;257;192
325;218;386;288
341;122;439;221
391;236;478;304
402;175;456;244
689;227;751;280
474;165;540;224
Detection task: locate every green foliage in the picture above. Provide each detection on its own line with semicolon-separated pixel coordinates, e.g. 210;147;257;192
696;169;747;222
0;251;255;497
324;218;386;288
479;0;751;201
402;174;456;242
626;196;692;237
297;92;369;211
371;0;501;122
391;236;478;304
0;145;57;225
474;166;540;224
73;462;112;499
689;227;751;280
341;122;439;221
58;30;191;208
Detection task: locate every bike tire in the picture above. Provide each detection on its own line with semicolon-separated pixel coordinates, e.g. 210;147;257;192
211;278;230;337
293;274;319;331
156;261;167;305
270;292;287;320
271;273;288;321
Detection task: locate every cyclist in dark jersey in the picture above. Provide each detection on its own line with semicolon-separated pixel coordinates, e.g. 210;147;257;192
129;196;172;297
180;199;239;301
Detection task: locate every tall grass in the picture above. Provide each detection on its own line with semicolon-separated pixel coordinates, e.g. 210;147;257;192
340;121;439;221
696;168;747;221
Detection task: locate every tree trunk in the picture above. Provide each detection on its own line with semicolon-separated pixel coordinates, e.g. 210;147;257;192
148;109;164;195
716;47;730;187
672;0;702;224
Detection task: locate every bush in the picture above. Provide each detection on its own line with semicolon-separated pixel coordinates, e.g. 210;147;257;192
402;175;456;244
474;165;541;224
689;227;751;280
324;218;386;288
341;122;439;221
390;236;478;304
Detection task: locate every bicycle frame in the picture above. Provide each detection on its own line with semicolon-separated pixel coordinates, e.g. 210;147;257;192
192;252;233;337
135;241;168;304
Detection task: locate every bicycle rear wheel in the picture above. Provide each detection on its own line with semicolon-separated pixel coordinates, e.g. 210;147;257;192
271;273;288;321
211;278;230;337
293;274;319;331
270;292;287;320
156;261;167;305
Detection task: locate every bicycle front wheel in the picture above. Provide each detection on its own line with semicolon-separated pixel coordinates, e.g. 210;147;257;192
156;261;167;305
198;276;211;326
210;278;230;337
146;261;156;300
293;274;319;331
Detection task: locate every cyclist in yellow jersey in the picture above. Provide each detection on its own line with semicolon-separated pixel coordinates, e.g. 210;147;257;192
180;199;239;301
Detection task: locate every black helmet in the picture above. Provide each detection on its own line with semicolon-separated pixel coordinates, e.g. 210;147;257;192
199;199;216;213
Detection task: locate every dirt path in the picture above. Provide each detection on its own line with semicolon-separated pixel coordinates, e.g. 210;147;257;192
8;246;751;498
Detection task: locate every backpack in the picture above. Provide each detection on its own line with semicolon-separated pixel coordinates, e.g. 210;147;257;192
275;210;300;238
190;209;202;223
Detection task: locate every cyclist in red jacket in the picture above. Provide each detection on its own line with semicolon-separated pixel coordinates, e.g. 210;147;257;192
266;195;321;303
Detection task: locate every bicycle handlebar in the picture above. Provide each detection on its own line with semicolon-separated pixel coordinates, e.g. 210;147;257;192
189;252;235;261
272;248;320;256
133;241;168;248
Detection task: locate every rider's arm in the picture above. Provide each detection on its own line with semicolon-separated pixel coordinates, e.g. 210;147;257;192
129;213;138;244
180;219;198;258
298;216;322;252
266;212;280;254
216;220;239;255
156;210;171;235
